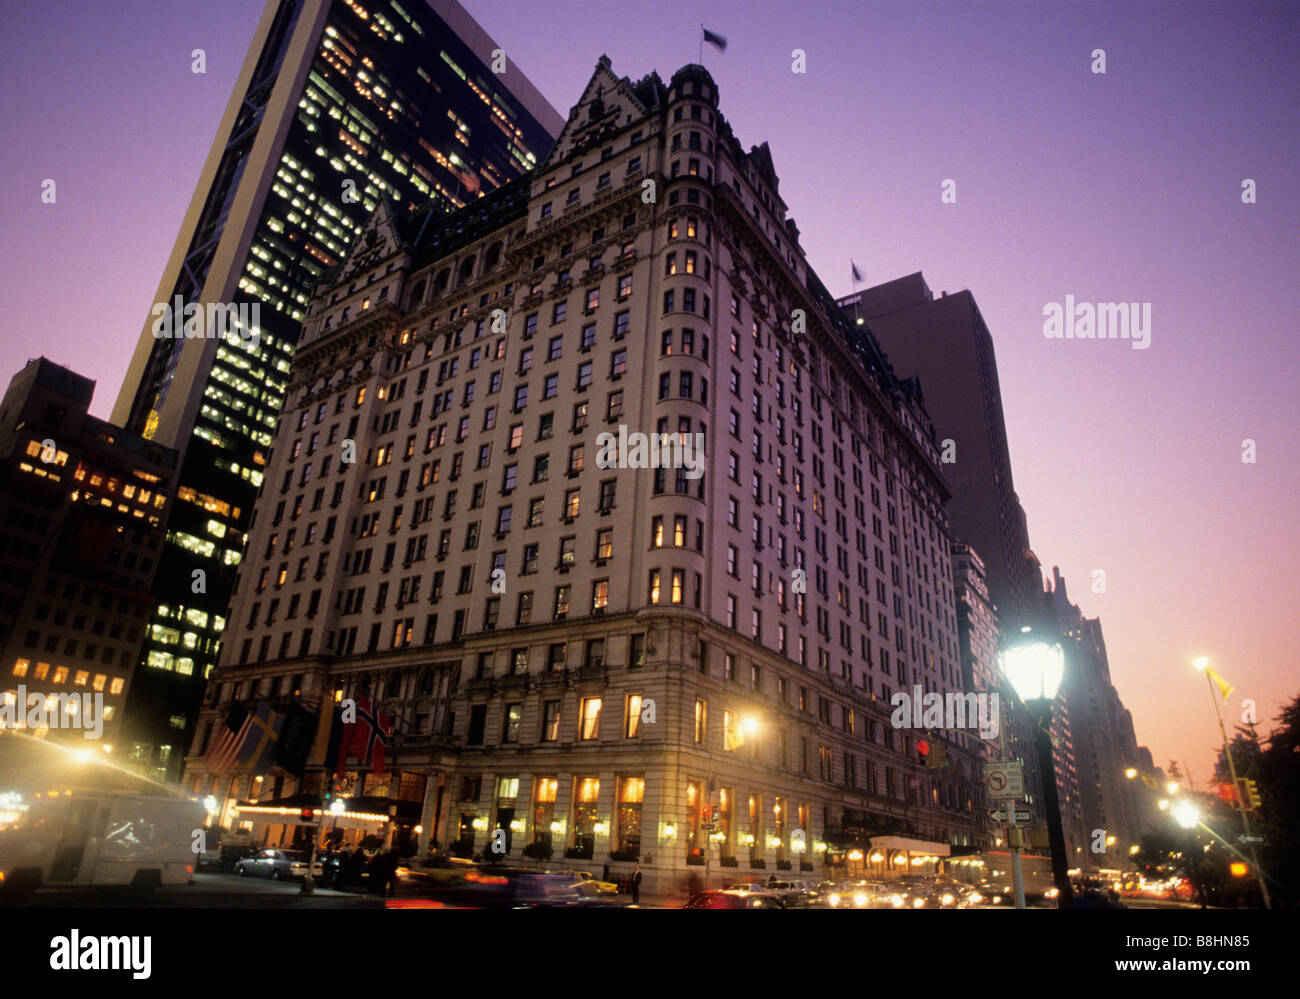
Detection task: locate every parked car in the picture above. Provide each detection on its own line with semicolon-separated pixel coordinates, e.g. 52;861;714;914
234;849;323;881
684;889;784;909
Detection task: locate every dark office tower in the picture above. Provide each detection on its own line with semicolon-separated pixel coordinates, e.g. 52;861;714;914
0;360;177;757
112;0;562;781
838;275;1043;632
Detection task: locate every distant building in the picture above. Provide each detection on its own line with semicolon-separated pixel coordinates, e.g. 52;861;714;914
0;359;176;761
187;58;988;896
1044;567;1149;863
841;275;1047;827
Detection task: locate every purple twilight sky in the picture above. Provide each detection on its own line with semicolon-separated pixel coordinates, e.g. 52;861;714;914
1;0;1297;787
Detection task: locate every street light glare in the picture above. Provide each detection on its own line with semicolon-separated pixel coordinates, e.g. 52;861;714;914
1193;656;1210;672
1000;640;1066;701
1172;799;1201;829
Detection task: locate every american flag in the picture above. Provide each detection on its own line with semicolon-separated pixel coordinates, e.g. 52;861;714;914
206;701;252;774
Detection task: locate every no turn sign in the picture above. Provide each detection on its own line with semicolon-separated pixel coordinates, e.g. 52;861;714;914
984;761;1024;799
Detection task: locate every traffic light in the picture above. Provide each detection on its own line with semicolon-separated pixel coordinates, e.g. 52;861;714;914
930;743;949;769
1239;779;1262;811
1215;782;1237;806
917;739;931;765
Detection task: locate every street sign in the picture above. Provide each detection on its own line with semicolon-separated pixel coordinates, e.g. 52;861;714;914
701;823;716;832
989;809;1031;823
1237;834;1265;845
984;761;1024;799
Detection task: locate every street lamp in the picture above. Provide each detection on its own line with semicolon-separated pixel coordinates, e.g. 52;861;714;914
1001;630;1074;909
1172;799;1201;830
1191;655;1271;908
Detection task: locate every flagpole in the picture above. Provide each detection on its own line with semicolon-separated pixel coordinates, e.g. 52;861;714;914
699;25;704;64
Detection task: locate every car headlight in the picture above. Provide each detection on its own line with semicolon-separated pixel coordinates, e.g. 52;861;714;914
828;893;841;907
993;895;1002;904
853;892;869;908
969;892;983;903
913;897;926;908
941;893;955;906
890;894;906;907
1045;888;1059;898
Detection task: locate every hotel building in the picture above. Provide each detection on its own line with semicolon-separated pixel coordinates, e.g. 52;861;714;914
189;58;988;895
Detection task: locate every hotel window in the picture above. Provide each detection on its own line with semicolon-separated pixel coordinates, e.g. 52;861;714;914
579;698;601;741
533;777;558;847
572;777;599;856
671;569;684;604
517;591;533;625
592;579;609;612
552;302;567;324
564;489;580;519
548;642;567;671
559;536;576;567
502;703;522;743
618;275;633;300
616;777;644;856
748;794;763;861
648;569;661;604
595;528;613;560
606;389;623;419
541;701;560;742
625;694;643;738
553;585;570;618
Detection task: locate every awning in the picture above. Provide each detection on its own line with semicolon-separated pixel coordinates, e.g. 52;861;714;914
232;792;419;831
867;835;951;857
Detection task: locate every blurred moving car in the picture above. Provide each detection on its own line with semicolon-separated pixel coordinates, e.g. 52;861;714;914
234;849;323;881
571;871;620;896
822;880;896;909
684;889;784;909
764;879;818;907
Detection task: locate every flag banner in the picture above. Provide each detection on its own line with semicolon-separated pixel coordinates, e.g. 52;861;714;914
308;695;347;777
1207;667;1234;702
273;699;318;777
851;260;864;283
236;699;283;776
350;692;392;775
206;701;251;774
703;27;727;52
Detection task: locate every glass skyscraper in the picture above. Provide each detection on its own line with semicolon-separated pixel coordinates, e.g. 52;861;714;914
112;0;561;780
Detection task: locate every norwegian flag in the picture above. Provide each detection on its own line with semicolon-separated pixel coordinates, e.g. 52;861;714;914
348;692;392;775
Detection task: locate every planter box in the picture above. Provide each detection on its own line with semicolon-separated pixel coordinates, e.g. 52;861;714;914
749;859;767;870
776;860;792;871
719;856;738;868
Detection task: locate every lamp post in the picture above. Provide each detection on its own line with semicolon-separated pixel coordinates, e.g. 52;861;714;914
1001;629;1074;909
1192;656;1271;909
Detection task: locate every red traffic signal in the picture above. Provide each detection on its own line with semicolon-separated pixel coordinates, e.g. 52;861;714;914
917;739;930;757
300;807;315;822
1216;782;1237;805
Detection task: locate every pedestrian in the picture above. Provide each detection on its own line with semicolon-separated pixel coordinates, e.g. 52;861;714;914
631;864;642;905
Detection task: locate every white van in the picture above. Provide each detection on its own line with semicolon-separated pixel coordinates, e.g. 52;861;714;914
0;790;206;902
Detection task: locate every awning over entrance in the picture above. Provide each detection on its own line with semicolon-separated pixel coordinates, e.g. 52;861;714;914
867;835;952;857
232;792;419;831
